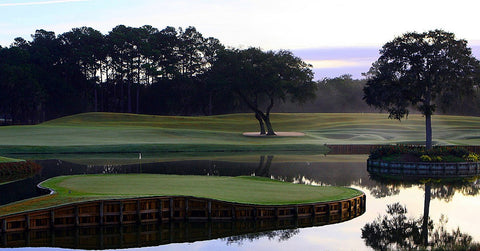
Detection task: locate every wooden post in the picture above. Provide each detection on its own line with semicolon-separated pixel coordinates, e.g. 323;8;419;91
185;198;189;221
326;203;331;222
99;201;104;225
232;206;236;220
74;227;79;248
25;228;30;246
1;218;6;233
348;200;352;217
311;205;316;217
119;202;123;225
99;226;104;250
2;224;6;245
362;195;366;211
169;198;174;220
294;206;299;218
50;210;55;229
354;198;358;215
25;214;30;230
275;207;279;219
207;201;212;220
158;199;163;223
51;227;55;246
136;200;141;224
74;206;79;227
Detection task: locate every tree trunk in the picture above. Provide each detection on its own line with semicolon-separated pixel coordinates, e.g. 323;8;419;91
263;114;276;135
127;81;132;113
255;155;273;177
120;81;124;113
263;97;276;135
422;184;431;246
424;87;433;150
425;113;432;150
255;112;266;135
94;87;98;112
136;85;140;114
208;92;213;116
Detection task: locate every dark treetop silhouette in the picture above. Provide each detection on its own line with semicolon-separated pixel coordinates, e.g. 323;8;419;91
209;48;316;135
363;30;480;149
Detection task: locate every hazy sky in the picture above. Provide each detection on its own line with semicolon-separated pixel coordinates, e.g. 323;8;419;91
1;0;479;79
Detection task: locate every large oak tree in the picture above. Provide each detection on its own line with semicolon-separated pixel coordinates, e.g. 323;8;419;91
363;30;480;149
210;48;316;135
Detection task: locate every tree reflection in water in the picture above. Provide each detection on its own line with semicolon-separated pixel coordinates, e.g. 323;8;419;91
224;228;300;246
361;203;479;250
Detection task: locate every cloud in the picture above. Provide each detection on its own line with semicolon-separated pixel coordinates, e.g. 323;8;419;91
0;0;88;7
291;47;380;79
305;59;370;69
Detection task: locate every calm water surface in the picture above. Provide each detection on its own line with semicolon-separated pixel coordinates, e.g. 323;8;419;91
0;154;479;250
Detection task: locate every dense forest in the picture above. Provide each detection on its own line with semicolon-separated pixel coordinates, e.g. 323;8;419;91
1;25;479;125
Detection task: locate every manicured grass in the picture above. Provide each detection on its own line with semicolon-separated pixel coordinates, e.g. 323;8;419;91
0;174;363;215
42;174;362;204
0;156;24;163
1;112;480;154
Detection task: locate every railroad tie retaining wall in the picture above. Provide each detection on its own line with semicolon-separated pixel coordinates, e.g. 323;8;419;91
0;194;366;233
326;144;480;155
367;159;480;177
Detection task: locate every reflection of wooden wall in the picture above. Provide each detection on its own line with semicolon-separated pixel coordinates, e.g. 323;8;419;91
1;210;367;249
0;194;366;233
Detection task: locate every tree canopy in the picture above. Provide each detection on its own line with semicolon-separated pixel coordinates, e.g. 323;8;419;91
0;25;230;124
209;48;316;135
363;30;480;149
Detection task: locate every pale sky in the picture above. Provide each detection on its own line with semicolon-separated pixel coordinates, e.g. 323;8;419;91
1;0;480;79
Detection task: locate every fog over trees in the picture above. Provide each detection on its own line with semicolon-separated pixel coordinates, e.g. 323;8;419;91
1;25;479;125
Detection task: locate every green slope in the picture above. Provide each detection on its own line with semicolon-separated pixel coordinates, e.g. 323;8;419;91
1;112;480;154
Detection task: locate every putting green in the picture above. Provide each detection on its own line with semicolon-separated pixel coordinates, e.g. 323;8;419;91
41;174;362;205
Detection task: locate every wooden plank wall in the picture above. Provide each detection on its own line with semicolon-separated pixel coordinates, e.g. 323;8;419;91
326;144;480;155
0;194;366;233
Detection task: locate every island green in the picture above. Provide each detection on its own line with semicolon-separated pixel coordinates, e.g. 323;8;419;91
0;174;362;216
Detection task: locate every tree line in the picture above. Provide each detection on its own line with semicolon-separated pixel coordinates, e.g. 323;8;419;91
0;25;232;124
2;25;480;126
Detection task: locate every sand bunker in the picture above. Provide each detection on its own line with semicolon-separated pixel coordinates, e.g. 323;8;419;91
242;132;305;137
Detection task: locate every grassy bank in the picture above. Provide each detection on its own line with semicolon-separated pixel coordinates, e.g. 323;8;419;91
0;174;362;215
0;156;24;163
1;112;480;154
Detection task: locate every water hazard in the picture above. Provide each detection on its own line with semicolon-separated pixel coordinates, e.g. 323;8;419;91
0;154;479;250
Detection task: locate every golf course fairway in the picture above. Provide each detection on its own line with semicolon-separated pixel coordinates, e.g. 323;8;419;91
2;112;480;154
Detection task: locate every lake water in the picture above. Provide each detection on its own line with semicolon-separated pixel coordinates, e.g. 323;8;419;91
0;154;479;250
